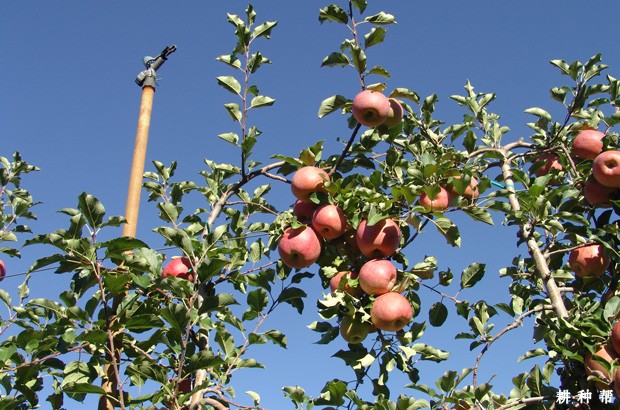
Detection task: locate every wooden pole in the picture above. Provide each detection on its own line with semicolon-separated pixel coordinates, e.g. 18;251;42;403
122;85;155;238
99;84;155;410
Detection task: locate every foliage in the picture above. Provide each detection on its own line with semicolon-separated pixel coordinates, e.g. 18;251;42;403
2;1;620;409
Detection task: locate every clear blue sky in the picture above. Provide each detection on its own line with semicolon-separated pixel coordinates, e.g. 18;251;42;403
2;1;620;408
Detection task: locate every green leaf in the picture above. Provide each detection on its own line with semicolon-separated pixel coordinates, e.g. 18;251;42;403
264;330;288;348
318;95;348;118
364;27;386;48
250;96;275;108
368;65;390;78
321;52;350;67
78;192;105;229
350;44;366;74
216;76;242;96
524;107;552;122
429;302;448;327
463;207;494;225
218;132;239;146
432;217;461;247
247;288;268;314
216;54;242;69
252;21;277;39
224;103;242;122
364;12;396;25
390;88;420;103
319;5;348;24
460;263;486;289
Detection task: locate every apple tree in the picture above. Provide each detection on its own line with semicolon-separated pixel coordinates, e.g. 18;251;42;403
2;1;620;409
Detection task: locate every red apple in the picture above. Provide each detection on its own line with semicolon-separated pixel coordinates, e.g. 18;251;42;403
339;316;370;344
382;98;404;129
351;90;390;127
0;259;5;282
572;129;606;160
291;166;329;201
165;378;193;408
585;344;618;387
355;218;401;259
162;257;194;282
293;200;318;224
533;152;563;178
611;321;620;357
419;187;450;212
593;151;620;188
329;270;361;296
312;204;347;239
370;292;413;332
358;259;397;296
584;176;616;208
277;226;322;269
568;244;610;278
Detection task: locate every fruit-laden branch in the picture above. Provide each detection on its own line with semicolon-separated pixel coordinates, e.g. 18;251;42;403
472;305;553;390
500;156;569;319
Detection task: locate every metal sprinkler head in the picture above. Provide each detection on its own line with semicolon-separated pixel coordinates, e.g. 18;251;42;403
135;45;177;87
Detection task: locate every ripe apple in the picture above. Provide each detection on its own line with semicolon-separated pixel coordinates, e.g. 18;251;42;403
291;166;329;201
419;187;450;212
339;316;370;344
0;259;5;282
355;218;401;259
611;321;620;357
370;292;413;332
593;150;620;188
382;98;404;129
572;129;606;160
162;257;194;282
533;152;563;178
448;176;479;200
277;226;322;269
351;89;391;127
165;378;192;408
584;176;616;208
358;259;397;296
329;270;361;296
312;204;347;239
569;243;610;278
584;343;618;387
293;200;318;224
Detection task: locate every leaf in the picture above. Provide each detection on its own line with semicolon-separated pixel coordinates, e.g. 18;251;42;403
319;5;348;24
429;302;448;327
364;12;396;25
322;52;350;67
250;96;275;108
78;192;105;229
463;207;494;225
460;263;486;289
247;288;268;314
432;217;461;247
216;76;242;96
318;95;348;118
218;132;239;146
224;103;242;122
524;107;552;122
252;21;277;39
364;27;386;49
349;44;366;74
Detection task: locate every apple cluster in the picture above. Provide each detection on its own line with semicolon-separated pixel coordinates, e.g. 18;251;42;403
277;165;414;344
351;89;403;129
535;128;620;207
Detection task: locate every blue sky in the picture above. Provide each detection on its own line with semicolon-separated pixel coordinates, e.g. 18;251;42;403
3;1;620;408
